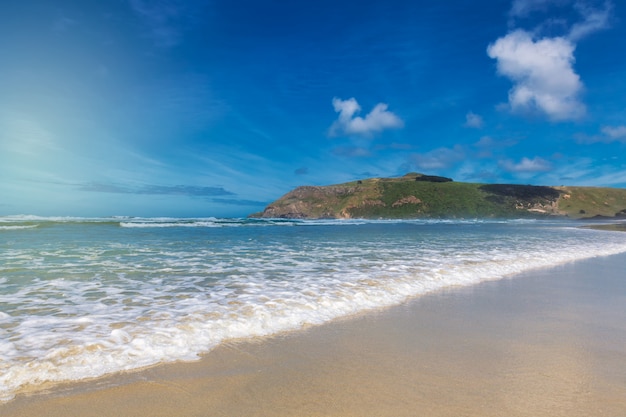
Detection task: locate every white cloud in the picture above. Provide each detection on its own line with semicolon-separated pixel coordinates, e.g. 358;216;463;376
491;1;612;121
509;0;612;30
500;156;552;173
601;125;626;140
464;112;484;128
487;30;584;121
329;97;403;137
575;125;626;144
569;1;612;41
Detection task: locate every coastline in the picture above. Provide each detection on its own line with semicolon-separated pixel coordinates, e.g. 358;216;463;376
3;252;626;416
583;222;626;232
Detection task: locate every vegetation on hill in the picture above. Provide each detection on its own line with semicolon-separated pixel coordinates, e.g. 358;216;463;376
250;173;626;220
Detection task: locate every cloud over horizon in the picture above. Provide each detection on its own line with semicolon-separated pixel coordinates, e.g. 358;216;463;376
329;97;404;137
500;156;552;173
79;182;235;197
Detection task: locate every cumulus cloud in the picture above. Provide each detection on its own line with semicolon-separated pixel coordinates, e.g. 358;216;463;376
464;112;484;128
489;1;612;121
329;97;404;137
487;30;584;121
500;156;552;173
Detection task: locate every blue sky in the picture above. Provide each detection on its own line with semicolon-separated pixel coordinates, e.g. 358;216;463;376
1;0;625;217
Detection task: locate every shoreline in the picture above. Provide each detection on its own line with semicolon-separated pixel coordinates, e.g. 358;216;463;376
583;222;626;232
3;252;626;416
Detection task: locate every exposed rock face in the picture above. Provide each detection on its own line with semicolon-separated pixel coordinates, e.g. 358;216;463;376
361;199;386;207
257;186;361;219
392;196;422;207
260;203;310;219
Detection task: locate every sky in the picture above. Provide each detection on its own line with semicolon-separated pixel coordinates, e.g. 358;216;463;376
1;0;625;217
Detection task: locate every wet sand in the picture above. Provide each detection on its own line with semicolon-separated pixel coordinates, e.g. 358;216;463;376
3;252;626;416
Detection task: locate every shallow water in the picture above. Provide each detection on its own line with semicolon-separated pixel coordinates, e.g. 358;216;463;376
1;216;625;401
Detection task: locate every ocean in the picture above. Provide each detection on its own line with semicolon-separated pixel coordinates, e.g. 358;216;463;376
1;215;626;402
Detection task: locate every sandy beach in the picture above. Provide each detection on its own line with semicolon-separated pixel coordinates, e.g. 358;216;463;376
3;252;626;417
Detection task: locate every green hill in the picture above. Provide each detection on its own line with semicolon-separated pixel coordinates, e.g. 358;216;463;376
250;173;626;220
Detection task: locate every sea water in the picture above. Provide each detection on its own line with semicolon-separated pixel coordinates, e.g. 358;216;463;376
1;216;625;401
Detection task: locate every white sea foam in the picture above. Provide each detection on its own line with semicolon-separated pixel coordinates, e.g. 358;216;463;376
119;218;298;228
0;225;38;230
120;221;221;228
1;220;626;402
0;215;101;222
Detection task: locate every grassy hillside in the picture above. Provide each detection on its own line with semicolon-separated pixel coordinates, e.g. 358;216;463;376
250;173;626;220
556;186;626;218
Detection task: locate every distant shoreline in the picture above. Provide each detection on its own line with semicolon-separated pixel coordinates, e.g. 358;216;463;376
582;222;626;232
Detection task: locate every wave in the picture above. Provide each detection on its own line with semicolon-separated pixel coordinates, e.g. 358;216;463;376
0;215;104;222
0;225;38;230
117;217;551;228
0;215;571;229
1;221;625;402
120;221;223;228
117;218;360;228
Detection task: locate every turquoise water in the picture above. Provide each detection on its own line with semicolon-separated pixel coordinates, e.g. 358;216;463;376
1;216;625;401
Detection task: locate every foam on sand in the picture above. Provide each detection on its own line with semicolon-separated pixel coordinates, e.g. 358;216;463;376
3;252;626;416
